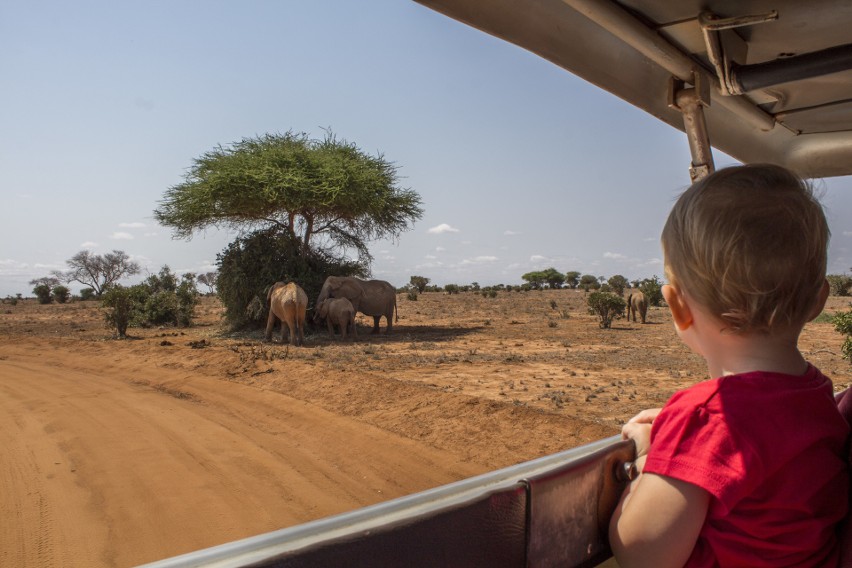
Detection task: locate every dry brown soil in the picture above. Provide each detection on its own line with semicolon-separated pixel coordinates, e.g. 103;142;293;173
1;290;850;567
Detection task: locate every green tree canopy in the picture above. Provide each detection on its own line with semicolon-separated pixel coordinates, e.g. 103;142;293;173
540;267;565;289
607;274;629;296
579;274;601;292
409;275;430;293
154;131;423;264
521;271;546;290
564;271;581;289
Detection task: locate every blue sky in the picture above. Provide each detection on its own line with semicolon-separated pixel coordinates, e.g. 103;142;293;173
2;1;851;297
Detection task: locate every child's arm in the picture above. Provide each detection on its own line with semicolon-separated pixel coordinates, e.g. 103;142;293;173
609;411;711;568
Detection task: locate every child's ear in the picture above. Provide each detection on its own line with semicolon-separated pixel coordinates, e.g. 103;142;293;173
806;280;830;322
662;284;694;331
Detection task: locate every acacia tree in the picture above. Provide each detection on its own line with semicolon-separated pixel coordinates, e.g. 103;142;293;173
521;271;546;290
55;250;141;296
196;271;218;294
564;271;581;289
540;268;565;289
409;275;430;293
153;131;423;265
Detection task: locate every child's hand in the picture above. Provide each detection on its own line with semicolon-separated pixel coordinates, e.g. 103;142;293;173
626;407;662;425
621;407;662;458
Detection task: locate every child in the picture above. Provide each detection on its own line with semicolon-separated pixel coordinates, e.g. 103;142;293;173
609;164;850;567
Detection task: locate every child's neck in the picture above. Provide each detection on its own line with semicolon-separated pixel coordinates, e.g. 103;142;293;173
702;329;809;378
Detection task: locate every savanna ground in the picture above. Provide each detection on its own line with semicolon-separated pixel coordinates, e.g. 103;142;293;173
1;290;850;567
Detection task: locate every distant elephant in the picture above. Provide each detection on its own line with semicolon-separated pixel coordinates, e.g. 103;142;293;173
317;297;358;341
626;291;648;324
265;281;308;345
315;276;398;334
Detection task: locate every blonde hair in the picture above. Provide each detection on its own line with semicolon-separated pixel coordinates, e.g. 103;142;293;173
661;164;829;334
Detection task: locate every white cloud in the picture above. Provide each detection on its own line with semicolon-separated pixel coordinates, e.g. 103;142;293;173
603;252;626;260
427;223;460;234
843;231;852;237
460;256;499;264
119;222;146;228
80;241;99;249
504;230;521;236
435;247;446;252
425;254;437;259
530;254;551;263
143;232;159;237
110;232;134;240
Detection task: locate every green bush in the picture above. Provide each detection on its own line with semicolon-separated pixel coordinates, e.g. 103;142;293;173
638;276;664;307
102;285;138;338
832;309;852;362
33;284;52;304
587;291;626;329
607;275;629;296
52;285;70;304
827;275;852;297
79;288;97;301
407;288;418;301
444;284;460;295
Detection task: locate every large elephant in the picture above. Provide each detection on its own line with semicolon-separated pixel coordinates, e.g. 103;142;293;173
315;276;398;334
626;291;648;324
265;281;308;346
317;297;358;341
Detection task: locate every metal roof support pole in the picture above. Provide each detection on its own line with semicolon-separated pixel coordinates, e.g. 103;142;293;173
668;76;715;182
560;0;775;132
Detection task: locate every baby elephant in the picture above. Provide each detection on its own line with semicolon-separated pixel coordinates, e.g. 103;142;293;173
317;297;358;341
265;281;308;346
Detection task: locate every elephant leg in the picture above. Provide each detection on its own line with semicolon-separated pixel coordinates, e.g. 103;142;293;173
265;311;277;342
351;318;358;340
297;309;306;346
327;320;335;338
283;319;295;345
384;312;393;334
296;319;304;346
372;315;381;334
340;319;347;341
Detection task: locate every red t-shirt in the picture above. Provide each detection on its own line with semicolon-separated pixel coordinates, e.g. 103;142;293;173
644;365;850;567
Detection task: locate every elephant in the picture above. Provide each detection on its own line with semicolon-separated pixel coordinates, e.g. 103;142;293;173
317;297;358;341
315;276;398;334
265;281;308;346
626;291;648;324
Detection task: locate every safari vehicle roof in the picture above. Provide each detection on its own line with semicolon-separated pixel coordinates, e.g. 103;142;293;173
414;0;852;179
